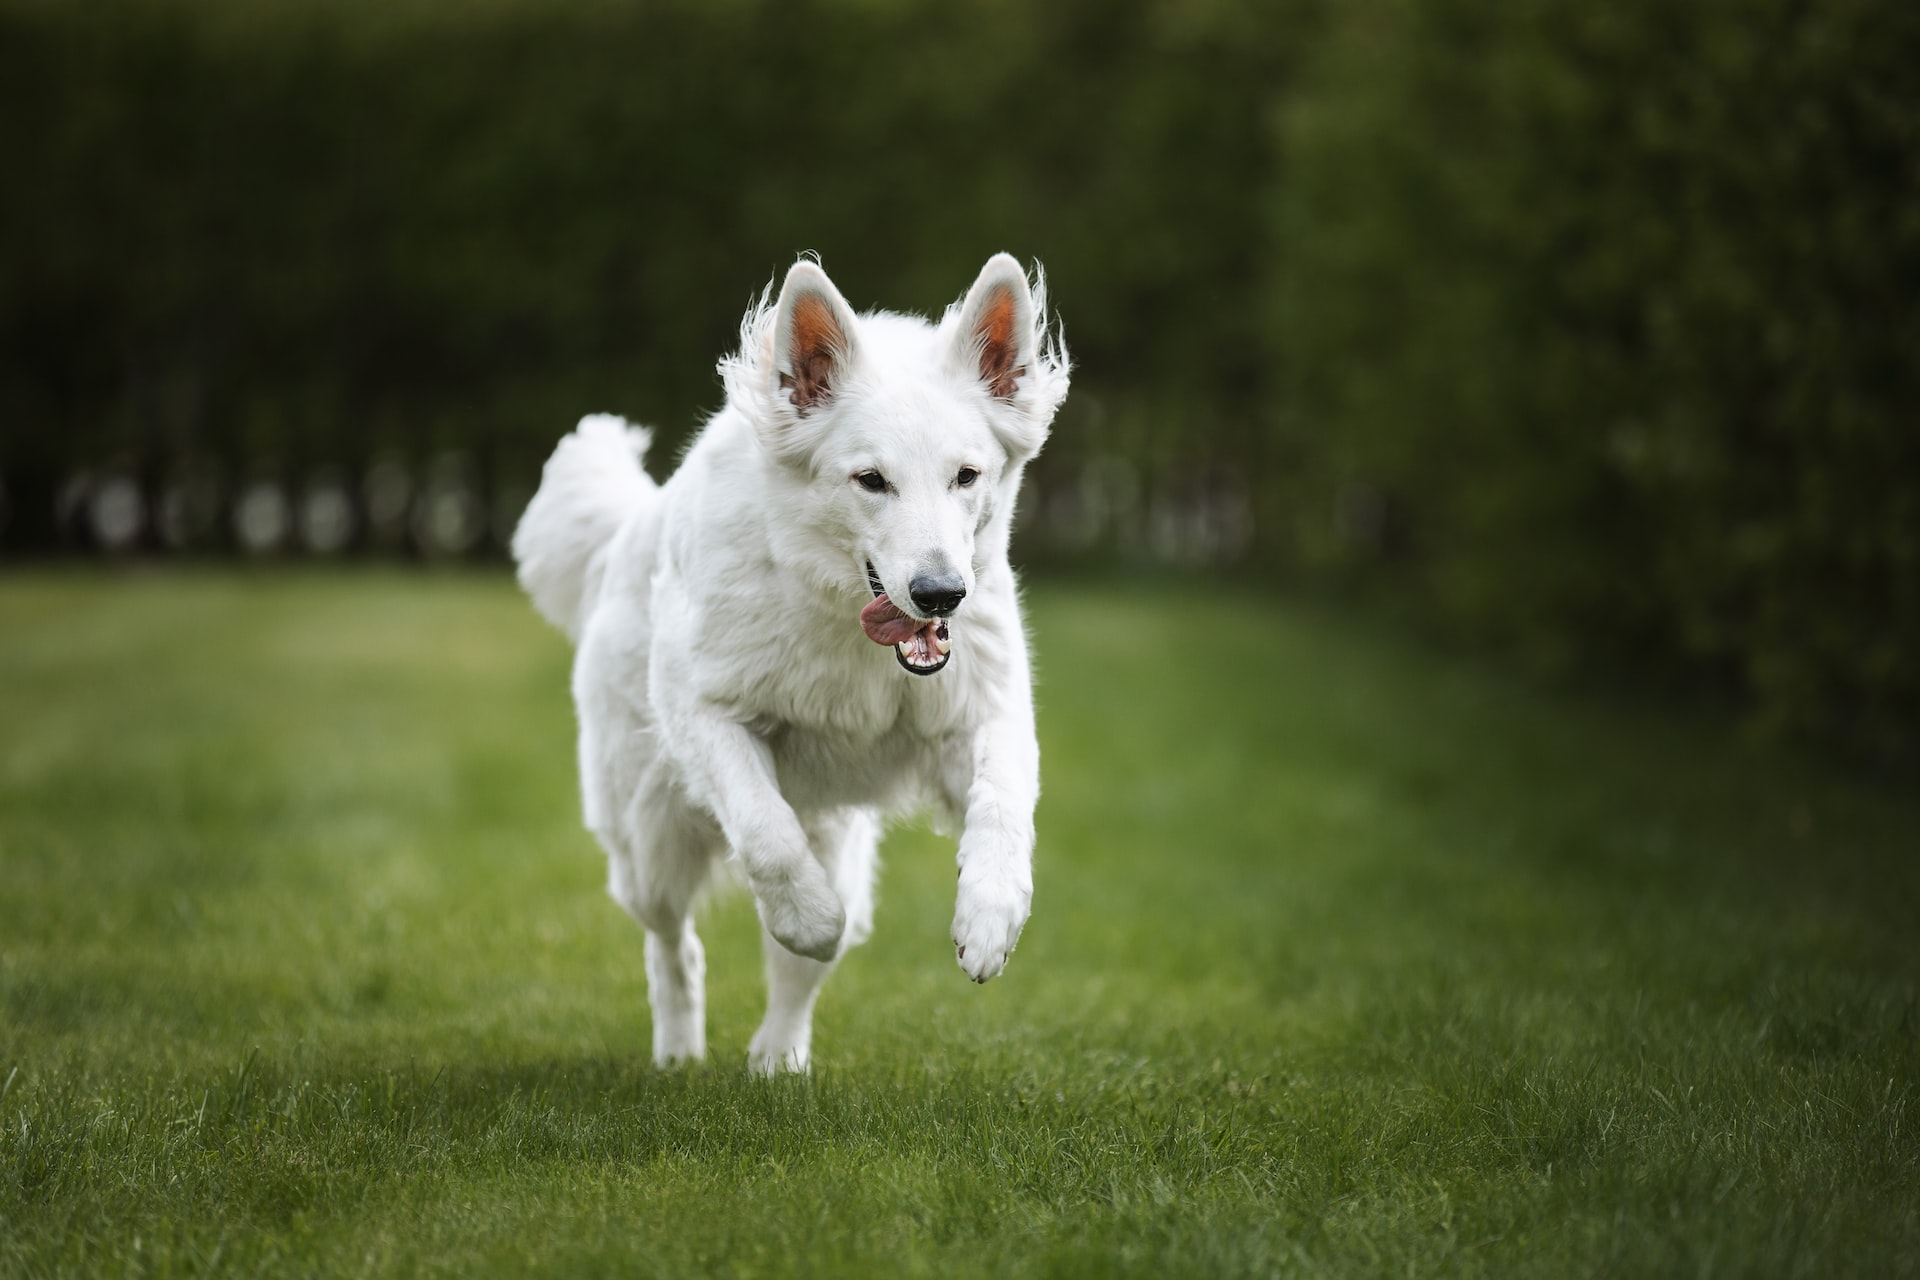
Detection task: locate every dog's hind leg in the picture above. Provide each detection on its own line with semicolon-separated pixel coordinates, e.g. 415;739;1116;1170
747;807;879;1075
604;783;721;1068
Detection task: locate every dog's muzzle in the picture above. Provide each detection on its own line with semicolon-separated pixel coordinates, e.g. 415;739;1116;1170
861;561;951;675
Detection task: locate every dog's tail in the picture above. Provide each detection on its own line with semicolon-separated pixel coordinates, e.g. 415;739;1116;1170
511;414;656;643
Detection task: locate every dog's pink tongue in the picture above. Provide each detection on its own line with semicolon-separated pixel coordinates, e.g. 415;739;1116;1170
860;594;923;646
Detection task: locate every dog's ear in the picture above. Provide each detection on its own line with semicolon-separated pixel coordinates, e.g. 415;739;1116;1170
950;254;1070;461
719;259;864;466
954;254;1033;402
771;261;859;416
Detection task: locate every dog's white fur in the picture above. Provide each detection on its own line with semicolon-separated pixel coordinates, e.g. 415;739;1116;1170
512;255;1068;1073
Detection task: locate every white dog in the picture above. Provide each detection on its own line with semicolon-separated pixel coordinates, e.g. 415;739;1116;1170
512;255;1069;1073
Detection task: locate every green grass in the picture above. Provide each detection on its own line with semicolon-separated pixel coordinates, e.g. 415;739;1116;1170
1;571;1915;1278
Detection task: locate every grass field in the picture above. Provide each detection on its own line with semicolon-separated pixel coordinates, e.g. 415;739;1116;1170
1;572;1915;1277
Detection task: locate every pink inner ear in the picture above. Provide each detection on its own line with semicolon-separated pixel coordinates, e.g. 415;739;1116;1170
974;286;1024;401
783;292;844;412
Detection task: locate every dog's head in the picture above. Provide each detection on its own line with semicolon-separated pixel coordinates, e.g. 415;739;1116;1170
721;254;1069;675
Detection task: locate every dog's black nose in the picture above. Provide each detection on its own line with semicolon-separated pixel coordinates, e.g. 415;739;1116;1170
909;571;967;617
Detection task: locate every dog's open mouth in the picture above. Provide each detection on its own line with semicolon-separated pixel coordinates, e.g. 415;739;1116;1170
861;562;950;675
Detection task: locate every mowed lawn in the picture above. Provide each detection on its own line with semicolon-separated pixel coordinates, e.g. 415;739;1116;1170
1;572;1915;1278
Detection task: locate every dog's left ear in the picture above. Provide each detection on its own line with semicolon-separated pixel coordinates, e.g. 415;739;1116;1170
950;254;1069;460
953;254;1034;404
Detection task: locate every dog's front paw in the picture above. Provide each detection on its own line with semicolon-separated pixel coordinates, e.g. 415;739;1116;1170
951;873;1030;983
757;865;846;963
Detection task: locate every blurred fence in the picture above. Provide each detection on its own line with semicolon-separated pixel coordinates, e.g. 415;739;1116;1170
2;0;1915;760
0;0;1286;569
20;445;1256;570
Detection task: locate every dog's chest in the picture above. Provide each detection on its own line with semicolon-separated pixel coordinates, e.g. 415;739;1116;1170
765;715;945;811
752;664;964;811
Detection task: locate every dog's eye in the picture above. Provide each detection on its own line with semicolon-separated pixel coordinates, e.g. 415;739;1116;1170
955;467;980;488
855;471;889;494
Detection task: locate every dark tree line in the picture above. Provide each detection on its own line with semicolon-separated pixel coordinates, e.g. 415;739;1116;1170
2;0;1915;761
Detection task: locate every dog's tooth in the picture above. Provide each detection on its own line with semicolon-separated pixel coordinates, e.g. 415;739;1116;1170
934;635;951;655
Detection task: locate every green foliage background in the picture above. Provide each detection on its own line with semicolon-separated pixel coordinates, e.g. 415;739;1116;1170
1275;0;1920;762
2;0;1916;758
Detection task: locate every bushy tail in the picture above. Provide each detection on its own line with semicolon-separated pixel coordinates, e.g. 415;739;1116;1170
511;414;655;642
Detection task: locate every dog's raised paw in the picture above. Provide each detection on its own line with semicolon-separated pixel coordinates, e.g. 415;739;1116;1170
757;871;846;963
951;876;1029;983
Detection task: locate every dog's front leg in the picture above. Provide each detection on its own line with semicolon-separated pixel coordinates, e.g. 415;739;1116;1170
948;709;1039;983
670;708;846;962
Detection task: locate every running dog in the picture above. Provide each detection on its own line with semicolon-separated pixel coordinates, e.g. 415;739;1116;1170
512;255;1069;1072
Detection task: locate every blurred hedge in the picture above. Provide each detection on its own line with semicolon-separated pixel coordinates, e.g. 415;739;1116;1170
1274;0;1920;763
0;0;1291;542
2;0;1916;762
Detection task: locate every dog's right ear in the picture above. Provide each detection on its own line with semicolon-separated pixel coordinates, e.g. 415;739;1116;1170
771;261;858;417
722;259;864;465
